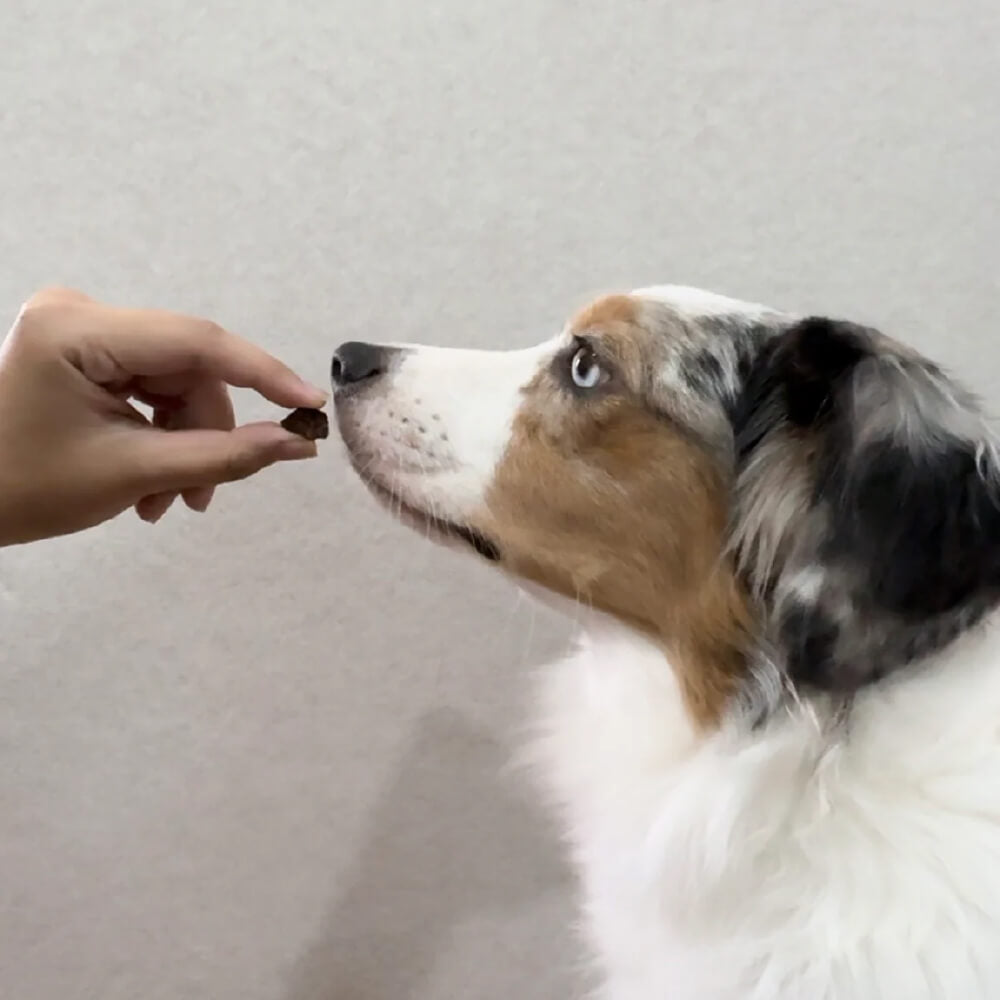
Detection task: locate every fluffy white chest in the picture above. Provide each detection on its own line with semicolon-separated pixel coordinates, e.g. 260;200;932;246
530;617;1000;1000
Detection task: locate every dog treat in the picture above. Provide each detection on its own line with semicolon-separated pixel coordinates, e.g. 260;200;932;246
280;407;329;441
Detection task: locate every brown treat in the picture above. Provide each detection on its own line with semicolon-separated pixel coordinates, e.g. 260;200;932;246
280;407;330;441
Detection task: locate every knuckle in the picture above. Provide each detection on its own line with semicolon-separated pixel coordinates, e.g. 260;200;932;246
196;318;225;341
26;286;83;308
19;287;90;328
223;448;264;483
15;296;70;340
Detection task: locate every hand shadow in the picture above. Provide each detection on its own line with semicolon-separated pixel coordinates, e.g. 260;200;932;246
281;707;572;1000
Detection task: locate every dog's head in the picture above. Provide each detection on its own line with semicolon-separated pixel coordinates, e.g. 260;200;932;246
333;287;1000;727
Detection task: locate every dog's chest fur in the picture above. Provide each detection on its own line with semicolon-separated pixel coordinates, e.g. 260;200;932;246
530;616;1000;1000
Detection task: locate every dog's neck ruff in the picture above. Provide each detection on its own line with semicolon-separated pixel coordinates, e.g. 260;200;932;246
530;609;1000;999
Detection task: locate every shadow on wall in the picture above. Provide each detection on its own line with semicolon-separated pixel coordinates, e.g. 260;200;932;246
282;708;571;1000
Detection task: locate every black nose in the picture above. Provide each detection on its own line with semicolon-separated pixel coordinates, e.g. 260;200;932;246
331;341;386;387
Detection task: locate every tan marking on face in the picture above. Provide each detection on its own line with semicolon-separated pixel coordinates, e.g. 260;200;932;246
568;294;654;386
571;293;639;331
479;311;755;729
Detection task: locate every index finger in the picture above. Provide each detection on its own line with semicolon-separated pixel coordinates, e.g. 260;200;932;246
83;305;328;409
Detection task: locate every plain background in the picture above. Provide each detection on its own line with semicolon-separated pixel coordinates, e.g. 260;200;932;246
1;2;999;998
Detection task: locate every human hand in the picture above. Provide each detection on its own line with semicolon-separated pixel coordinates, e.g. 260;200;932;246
0;287;327;546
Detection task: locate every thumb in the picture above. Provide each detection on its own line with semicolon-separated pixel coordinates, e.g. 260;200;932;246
126;421;318;494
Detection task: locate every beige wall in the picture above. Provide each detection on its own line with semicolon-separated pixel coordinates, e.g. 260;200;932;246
2;1;999;998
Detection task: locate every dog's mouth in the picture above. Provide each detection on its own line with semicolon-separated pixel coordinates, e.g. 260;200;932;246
334;389;501;563
360;473;501;563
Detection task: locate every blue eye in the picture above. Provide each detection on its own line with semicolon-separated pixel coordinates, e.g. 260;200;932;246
571;345;603;389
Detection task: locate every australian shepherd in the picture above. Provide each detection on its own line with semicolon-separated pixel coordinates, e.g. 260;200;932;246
331;286;1000;999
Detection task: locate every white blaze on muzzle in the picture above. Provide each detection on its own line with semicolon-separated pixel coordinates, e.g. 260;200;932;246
333;338;558;526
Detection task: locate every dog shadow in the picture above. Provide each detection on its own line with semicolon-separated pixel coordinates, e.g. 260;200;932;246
281;708;571;1000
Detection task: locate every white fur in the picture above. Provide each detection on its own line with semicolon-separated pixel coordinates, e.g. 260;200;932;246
338;286;1000;998
530;612;1000;999
342;340;556;521
634;284;773;319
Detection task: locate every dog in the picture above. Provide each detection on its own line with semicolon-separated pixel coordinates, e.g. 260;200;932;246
332;285;1000;999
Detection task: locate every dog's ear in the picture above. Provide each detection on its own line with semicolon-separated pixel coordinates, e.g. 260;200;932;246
735;316;1000;692
802;322;1000;619
774;316;871;427
824;419;1000;620
731;317;870;458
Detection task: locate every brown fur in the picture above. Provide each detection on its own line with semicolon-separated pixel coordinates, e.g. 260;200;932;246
481;298;756;728
572;294;639;331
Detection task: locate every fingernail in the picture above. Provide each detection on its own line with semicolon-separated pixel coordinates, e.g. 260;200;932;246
293;379;328;406
276;438;318;460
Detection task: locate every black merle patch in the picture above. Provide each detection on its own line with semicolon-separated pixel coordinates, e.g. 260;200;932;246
730;314;1000;696
778;317;870;427
780;603;843;690
820;437;1000;618
680;350;727;398
730;318;870;451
